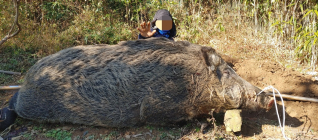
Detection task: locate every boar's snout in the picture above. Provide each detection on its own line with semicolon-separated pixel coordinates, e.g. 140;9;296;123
244;90;274;112
218;64;274;111
253;90;275;112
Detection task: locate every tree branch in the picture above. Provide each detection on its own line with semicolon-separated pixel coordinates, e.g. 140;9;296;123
0;0;21;47
0;70;21;75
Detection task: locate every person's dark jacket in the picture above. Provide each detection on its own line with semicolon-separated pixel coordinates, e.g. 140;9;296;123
138;27;175;40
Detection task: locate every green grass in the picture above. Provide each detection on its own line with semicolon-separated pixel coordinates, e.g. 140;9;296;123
159;132;167;139
33;124;44;131
0;47;38;85
0;74;13;85
22;133;33;140
145;125;154;130
45;128;72;140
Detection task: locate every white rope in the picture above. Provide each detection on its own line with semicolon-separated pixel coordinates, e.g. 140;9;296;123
256;85;290;140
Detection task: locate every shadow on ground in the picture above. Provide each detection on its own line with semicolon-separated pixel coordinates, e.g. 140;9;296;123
241;103;303;136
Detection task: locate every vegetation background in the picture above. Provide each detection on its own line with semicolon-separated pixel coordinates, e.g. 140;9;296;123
1;0;318;83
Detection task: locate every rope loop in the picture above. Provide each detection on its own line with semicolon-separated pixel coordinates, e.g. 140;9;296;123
256;85;290;140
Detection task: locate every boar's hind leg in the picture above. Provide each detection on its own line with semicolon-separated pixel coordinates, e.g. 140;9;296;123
0;92;18;131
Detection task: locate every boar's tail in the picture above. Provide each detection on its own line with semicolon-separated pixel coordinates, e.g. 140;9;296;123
0;92;18;131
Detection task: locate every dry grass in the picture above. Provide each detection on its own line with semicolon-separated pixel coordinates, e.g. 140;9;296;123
1;0;316;71
164;1;306;73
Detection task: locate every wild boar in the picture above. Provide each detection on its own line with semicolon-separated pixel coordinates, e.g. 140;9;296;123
0;37;273;130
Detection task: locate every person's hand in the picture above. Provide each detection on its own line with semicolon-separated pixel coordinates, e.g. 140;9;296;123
137;21;156;38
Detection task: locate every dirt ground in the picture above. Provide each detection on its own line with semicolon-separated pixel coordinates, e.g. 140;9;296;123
1;54;318;140
223;55;318;140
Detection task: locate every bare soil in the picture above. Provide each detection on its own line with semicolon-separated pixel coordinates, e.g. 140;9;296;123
223;55;318;139
1;54;318;140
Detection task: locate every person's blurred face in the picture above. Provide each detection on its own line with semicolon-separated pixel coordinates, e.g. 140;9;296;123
155;15;172;31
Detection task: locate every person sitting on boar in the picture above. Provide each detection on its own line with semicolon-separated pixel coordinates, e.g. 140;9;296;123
137;9;176;40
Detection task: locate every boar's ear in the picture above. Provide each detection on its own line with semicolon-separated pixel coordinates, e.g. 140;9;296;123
201;47;221;67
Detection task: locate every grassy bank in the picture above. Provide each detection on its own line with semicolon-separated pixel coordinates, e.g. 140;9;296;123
1;0;318;84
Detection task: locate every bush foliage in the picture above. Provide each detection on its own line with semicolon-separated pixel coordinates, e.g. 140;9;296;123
0;0;317;70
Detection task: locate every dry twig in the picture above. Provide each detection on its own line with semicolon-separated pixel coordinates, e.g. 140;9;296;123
0;0;21;47
0;70;21;75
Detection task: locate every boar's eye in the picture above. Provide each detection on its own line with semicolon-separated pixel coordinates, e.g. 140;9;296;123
222;69;231;78
216;68;231;80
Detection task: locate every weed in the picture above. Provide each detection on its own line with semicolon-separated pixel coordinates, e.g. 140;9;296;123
160;132;167;139
22;133;32;140
169;131;180;138
17;79;24;84
45;128;72;140
0;46;38;84
104;135;113;140
108;131;118;136
195;127;200;132
33;125;43;131
0;74;13;85
86;135;95;140
186;122;192;128
145;125;154;130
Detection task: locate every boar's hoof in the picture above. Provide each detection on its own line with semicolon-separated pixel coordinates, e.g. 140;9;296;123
0;107;17;131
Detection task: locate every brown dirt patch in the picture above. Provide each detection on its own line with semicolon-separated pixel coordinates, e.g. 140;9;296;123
223;56;318;139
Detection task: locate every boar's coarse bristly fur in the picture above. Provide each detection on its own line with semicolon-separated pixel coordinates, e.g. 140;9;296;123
12;37;272;128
